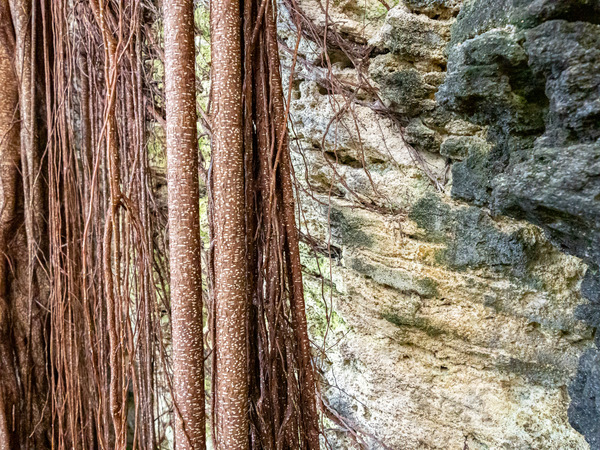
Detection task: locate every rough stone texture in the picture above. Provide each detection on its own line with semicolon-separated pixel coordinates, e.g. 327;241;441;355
438;1;600;445
280;0;597;447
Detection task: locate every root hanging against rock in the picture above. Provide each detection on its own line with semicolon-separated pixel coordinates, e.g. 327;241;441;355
207;0;321;447
282;0;446;193
0;0;426;448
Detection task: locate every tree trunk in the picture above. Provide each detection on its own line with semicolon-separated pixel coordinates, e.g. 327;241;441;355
164;0;207;448
210;0;249;446
209;0;321;448
0;4;22;447
0;1;50;447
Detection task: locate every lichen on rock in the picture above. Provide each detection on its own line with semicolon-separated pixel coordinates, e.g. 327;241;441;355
439;0;600;446
281;0;598;447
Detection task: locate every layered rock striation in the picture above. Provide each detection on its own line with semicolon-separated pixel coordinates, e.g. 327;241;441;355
438;1;600;446
281;0;598;447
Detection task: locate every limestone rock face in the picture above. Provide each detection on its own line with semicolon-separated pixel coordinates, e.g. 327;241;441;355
439;1;600;445
281;0;598;448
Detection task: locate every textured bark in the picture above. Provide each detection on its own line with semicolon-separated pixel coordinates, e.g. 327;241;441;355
1;0;322;447
9;0;44;250
0;1;50;447
0;5;21;447
164;0;207;448
210;0;249;446
209;0;321;447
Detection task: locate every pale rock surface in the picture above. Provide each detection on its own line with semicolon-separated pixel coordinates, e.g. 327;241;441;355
279;0;596;448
